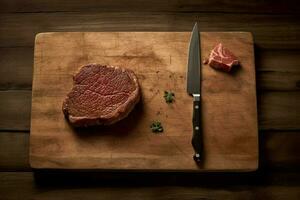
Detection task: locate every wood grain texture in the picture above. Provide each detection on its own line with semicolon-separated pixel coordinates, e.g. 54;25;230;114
0;91;31;131
1;0;300;14
260;131;300;170
30;32;258;171
255;50;300;72
0;172;300;200
0;47;33;90
257;72;300;91
258;91;300;130
1;47;299;91
0;132;30;170
1;131;300;171
1;13;300;49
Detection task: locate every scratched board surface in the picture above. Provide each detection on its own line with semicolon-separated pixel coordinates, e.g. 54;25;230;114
30;32;258;171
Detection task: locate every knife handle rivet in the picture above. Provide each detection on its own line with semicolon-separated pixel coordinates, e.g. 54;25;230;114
195;126;199;130
195;105;199;109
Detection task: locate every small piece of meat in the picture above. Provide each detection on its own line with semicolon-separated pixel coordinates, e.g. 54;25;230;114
62;64;140;127
208;43;239;72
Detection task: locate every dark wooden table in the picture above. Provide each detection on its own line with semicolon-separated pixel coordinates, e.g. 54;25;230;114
0;1;300;199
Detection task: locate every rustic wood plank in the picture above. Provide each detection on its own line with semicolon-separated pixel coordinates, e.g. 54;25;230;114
1;130;299;171
0;132;30;171
0;172;299;200
1;91;299;131
260;131;300;170
255;49;300;91
257;71;300;91
256;50;300;72
0;91;31;131
1;0;299;14
0;47;299;91
258;91;300;130
0;12;299;49
0;47;33;90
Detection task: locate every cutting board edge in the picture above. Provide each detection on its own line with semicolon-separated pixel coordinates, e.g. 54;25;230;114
29;154;259;172
34;31;254;39
29;163;259;172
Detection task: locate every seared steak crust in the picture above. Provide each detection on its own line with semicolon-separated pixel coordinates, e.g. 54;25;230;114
62;64;140;127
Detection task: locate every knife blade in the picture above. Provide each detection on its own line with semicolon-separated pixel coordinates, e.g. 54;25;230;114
187;22;203;163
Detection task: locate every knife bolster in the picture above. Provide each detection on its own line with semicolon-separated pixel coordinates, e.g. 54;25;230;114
193;94;200;101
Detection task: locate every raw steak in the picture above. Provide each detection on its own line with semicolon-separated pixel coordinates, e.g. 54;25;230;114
62;64;140;127
208;43;239;72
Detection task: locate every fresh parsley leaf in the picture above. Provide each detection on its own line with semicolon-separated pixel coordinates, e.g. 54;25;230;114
150;121;164;133
164;91;175;103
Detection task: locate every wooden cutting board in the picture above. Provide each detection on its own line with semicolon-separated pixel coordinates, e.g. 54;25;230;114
30;32;258;171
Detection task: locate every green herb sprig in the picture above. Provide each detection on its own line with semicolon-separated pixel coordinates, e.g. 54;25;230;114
164;91;175;104
150;121;164;133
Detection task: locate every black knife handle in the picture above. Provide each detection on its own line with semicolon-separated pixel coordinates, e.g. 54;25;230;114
192;96;202;163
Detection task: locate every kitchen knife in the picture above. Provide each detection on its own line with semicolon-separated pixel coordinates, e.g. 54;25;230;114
187;22;203;163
